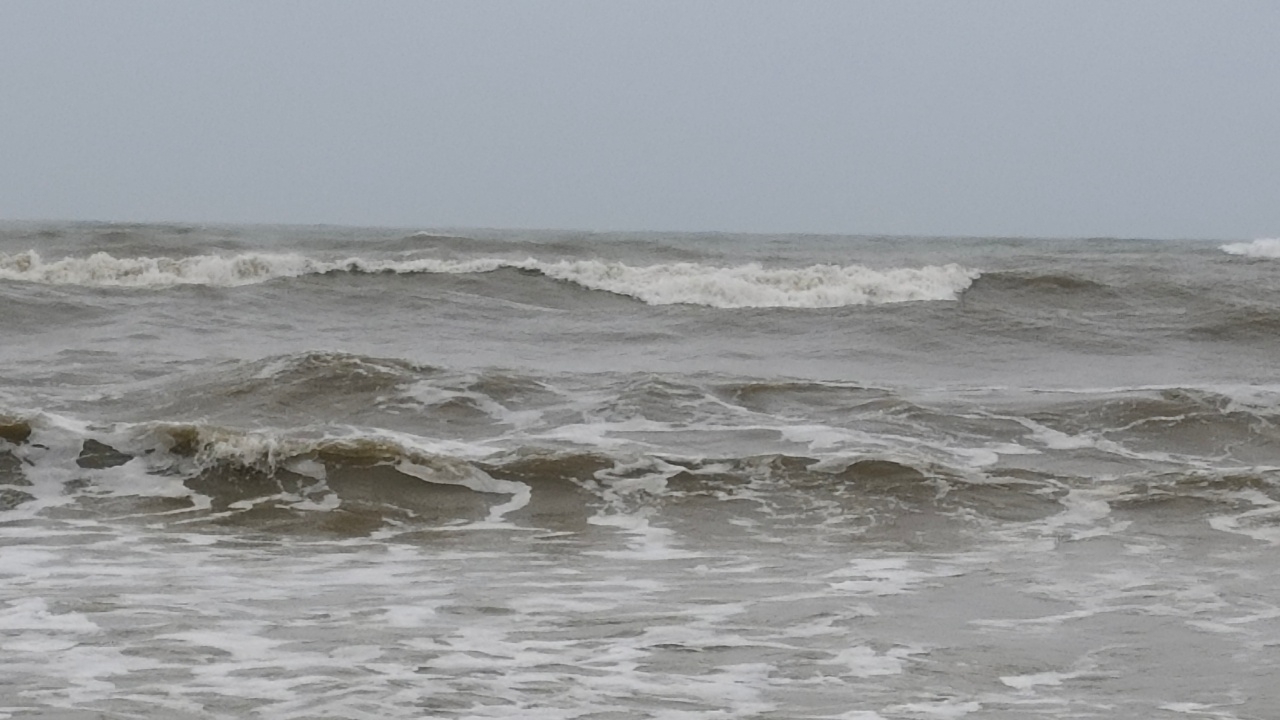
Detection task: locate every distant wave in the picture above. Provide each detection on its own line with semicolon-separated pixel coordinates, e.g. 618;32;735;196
1220;238;1280;259
0;250;979;308
0;250;319;287
523;259;979;308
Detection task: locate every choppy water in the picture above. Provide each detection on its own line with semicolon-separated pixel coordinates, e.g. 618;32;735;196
2;221;1279;718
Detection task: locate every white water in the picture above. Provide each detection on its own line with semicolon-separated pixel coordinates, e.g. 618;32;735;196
0;250;978;307
1220;238;1280;259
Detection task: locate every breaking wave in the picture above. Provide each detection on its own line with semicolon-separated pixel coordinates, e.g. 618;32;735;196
0;250;978;308
0;411;1092;532
0;250;318;287
5;363;1280;535
1220;238;1280;259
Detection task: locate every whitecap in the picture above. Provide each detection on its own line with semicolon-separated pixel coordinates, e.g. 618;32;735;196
0;249;980;307
0;250;319;287
524;258;980;308
1220;238;1280;259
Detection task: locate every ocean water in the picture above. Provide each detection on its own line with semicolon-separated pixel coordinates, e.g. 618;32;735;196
2;222;1279;719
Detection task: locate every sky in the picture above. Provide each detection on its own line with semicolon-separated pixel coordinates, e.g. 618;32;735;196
1;1;1277;239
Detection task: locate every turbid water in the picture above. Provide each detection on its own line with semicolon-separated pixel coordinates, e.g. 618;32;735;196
2;222;1279;718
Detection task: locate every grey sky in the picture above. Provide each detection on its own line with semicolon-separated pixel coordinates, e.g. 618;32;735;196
2;1;1277;238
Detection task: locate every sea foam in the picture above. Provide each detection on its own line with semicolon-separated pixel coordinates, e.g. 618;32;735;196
0;250;318;287
524;259;979;308
0;250;979;307
1220;238;1280;259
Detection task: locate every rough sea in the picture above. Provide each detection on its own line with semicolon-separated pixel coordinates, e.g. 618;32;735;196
2;222;1280;719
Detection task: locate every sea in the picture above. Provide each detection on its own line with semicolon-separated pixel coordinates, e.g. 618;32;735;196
2;222;1279;719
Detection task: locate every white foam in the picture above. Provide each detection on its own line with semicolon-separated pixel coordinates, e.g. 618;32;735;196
1160;701;1243;716
0;598;98;634
587;511;702;560
395;459;531;522
1207;489;1280;544
1221;238;1280;259
525;259;980;308
158;628;284;661
0;250;320;287
826;558;959;597
403;378;545;430
885;700;982;719
999;669;1078;689
0;250;979;307
830;645;918;677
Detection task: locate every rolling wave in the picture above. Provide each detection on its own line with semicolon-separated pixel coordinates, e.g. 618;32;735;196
0;413;972;528
0;250;978;308
0;250;318;287
966;270;1115;295
3;407;1276;535
6;349;1280;539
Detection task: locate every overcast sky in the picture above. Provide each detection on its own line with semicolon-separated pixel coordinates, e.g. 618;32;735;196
2;1;1277;238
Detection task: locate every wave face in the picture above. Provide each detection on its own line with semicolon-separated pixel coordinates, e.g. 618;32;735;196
0;250;977;307
1221;238;1280;258
4;351;1279;536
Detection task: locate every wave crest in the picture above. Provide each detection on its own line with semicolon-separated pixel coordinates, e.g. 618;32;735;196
0;250;979;307
527;260;978;308
0;250;319;287
1221;238;1280;259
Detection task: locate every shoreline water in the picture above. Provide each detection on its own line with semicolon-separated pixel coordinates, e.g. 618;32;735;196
2;222;1278;718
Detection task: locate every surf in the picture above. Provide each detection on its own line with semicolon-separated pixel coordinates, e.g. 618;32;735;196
0;249;979;307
